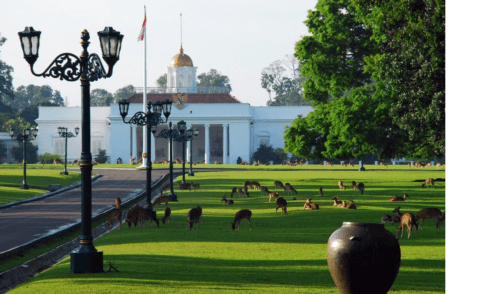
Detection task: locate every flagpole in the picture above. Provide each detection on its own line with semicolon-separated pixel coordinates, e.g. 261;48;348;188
140;5;148;168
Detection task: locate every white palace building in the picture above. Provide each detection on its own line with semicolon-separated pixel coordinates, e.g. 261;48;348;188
36;47;313;164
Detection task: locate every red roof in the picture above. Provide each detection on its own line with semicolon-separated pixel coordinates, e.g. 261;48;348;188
127;93;241;104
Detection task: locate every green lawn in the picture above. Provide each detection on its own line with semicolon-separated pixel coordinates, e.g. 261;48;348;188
0;169;81;205
9;169;445;293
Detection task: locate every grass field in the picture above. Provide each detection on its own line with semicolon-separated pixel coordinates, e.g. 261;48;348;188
9;169;445;293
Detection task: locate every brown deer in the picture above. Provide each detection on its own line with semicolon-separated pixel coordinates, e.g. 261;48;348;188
125;205;142;228
381;214;401;224
162;206;171;224
303;198;319;210
243;185;249;197
221;195;234;205
238;188;247;198
332;196;342;206
319;186;324;197
390;193;409;202
72;159;80;165
230;187;237;198
337;200;347;208
274;181;285;191
422;178;435;188
346;200;357;209
153;195;169;207
260;186;270;196
284;183;297;195
130;157;136;164
191;182;201;191
249;181;261;190
276;197;288;215
269;192;280;202
178;181;192;192
396;212;418;239
244;181;251;188
139;207;159;228
117;157;123;164
231;209;252;230
187;205;202;230
338;181;344;189
351;181;357;191
107;198;122;230
357;182;365;194
415;208;443;230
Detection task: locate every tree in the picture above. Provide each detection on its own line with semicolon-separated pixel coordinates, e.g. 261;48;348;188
252;144;277;163
2;117;34;133
0;141;6;163
90;89;114;106
0;35;14;101
8;84;63;109
156;74;167;92
197;69;232;91
114;85;136;101
52;90;64;106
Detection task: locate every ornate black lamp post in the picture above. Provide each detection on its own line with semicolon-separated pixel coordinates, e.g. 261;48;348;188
58;126;79;175
187;128;198;176
18;26;123;273
10;127;38;189
177;120;187;183
118;99;172;214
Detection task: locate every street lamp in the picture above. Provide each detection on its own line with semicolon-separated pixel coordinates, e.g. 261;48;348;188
10;127;38;189
177;120;187;184
58;127;79;175
118;99;172;214
187;128;198;176
19;26;123;273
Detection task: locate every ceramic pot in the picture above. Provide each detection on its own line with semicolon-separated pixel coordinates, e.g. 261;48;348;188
327;222;401;294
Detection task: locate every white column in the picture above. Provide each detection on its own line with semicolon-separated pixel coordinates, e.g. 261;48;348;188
223;124;228;164
204;124;210;164
132;125;137;161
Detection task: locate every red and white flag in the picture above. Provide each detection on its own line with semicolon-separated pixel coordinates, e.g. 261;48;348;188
137;14;146;42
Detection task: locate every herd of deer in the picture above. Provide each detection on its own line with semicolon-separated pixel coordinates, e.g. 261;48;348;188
381;206;445;239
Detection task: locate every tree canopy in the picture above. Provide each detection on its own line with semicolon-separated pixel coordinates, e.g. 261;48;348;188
286;0;445;160
114;85;136;101
0;35;14;101
197;69;232;91
90;88;114;106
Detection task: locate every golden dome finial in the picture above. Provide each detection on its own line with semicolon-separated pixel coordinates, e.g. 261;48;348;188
180;45;184;54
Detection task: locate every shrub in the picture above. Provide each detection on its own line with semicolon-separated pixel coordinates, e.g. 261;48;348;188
97;148;108;163
0;142;6;163
12;142;38;163
274;148;288;164
252;144;277;164
237;156;242;164
37;153;63;163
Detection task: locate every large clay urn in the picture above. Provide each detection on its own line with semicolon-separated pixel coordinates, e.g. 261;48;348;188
327;222;401;294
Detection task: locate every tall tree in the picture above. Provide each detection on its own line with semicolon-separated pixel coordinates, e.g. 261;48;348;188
8;84;63;109
197;69;232;91
0;35;14;101
90;88;114;106
156;74;167;92
114;85;136;101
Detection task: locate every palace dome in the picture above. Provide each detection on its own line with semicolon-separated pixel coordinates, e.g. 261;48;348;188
170;45;193;67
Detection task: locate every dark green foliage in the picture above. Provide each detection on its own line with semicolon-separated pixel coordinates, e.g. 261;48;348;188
0;35;14;101
114;85;136;101
197;69;232;91
12;142;38;163
236;156;242;164
0;141;6;163
37;153;63;163
97;148;108;163
90;89;114;106
274;148;288;164
155;74;167;92
252;144;284;164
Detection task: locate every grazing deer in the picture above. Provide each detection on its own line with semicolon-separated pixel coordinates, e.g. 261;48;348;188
107;198;122;230
125;205;159;228
349;163;354;167
221;195;234;205
54;158;63;164
341;163;347;167
276;197;288;215
153;195;169;207
139;207;160;228
274;181;285;191
230;187;237;198
191;182;201;191
250;181;261;190
351;181;357;191
357;182;365;194
244;181;251;188
187;205;203;230
231;209;252;231
72;160;80;165
396;212;418;239
269;192;280;203
319;186;324;197
284;183;297;195
162;206;171;224
178;182;192;192
381;214;401;224
260;186;270;196
390;193;409;202
338;181;344;189
117;157;123;164
346;199;357;209
422;178;435;188
238;188;246;198
125;205;142;228
415;208;443;230
130;157;136;165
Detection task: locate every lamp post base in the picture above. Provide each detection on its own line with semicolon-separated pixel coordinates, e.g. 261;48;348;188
61;171;69;175
20;183;29;189
167;193;178;202
188;172;195;176
359;167;366;171
70;249;103;273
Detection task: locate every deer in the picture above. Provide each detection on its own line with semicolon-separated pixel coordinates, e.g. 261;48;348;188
178;181;192;192
390;193;409;202
332;195;342;206
319;186;324;197
162;206;171;224
274;181;285;191
238;188;246;199
107;198;122;230
422;178;435;188
244;181;251;188
337;200;347;208
153;195;170;207
381;214;401;224
130;157;136;165
191;182;201;191
260;186;270;196
187;205;202;230
230;187;237;198
221;195;234;205
125;205;143;228
117;157;123;164
357;182;365;194
269;192;280;203
231;209;252;230
72;159;80;165
351;181;357;191
396;212;418;240
249;181;261;190
338;181;344;190
346;199;357;209
303;197;319;210
415;208;443;230
276;197;288;215
284;183;297;195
